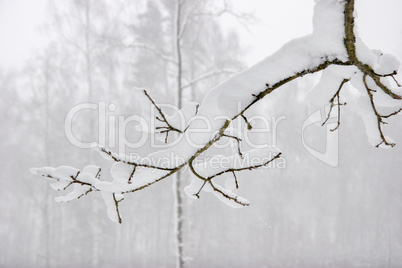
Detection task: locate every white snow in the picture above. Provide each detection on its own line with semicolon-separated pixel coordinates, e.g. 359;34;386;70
211;183;249;209
376;53;400;75
101;191;120;223
31;0;402;222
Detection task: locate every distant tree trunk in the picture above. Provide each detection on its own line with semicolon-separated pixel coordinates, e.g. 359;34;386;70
43;52;51;268
173;1;184;267
82;1;102;266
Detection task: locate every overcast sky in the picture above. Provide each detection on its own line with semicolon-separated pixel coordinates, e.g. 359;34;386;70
0;0;401;69
0;0;47;69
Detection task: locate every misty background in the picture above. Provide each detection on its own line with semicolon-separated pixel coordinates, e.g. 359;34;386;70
1;0;402;267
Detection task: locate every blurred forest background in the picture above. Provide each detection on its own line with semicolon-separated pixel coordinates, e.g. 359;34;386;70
1;0;402;267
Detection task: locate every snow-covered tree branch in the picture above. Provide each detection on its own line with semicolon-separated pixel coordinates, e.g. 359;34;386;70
31;0;402;224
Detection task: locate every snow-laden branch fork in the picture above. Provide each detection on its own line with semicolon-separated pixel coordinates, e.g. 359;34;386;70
31;0;402;223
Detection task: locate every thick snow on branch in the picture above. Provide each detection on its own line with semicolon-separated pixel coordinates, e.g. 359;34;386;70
198;0;347;120
31;0;402;222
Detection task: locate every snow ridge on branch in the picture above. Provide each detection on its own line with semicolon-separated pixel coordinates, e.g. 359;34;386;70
31;0;402;223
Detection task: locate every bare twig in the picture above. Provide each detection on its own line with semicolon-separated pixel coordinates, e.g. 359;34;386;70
362;74;396;147
222;133;243;158
381;108;402;119
189;153;281;203
128;165;136;184
95;168;101;179
374;71;401;87
322;78;350;131
143;90;182;143
206;153;282;180
194;181;207;199
113;193;123;224
208;180;249;207
100;147;175;171
241;114;253;130
36;169;100;193
232;171;239;189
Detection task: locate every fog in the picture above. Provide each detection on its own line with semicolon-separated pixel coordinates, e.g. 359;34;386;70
1;0;401;267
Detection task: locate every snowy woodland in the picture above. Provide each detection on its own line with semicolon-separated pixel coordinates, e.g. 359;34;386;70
1;0;402;267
